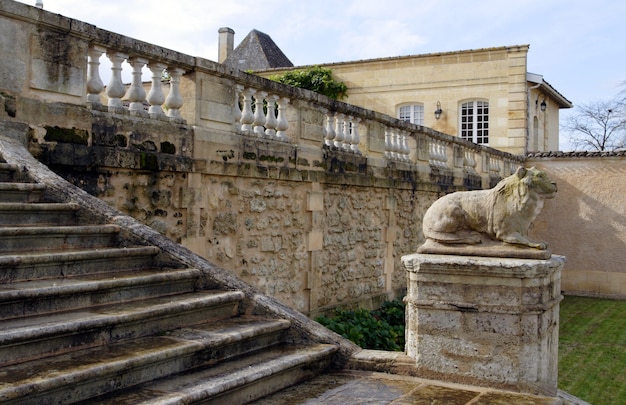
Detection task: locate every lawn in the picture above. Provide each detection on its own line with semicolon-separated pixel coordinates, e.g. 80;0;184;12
558;295;626;405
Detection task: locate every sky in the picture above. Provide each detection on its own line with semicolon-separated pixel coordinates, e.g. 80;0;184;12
17;0;626;149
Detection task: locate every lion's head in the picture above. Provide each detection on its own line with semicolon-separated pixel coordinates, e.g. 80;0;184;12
496;166;557;210
517;166;557;198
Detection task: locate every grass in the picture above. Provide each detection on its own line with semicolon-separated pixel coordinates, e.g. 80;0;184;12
558;295;626;405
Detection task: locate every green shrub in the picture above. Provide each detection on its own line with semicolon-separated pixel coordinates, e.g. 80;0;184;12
315;298;405;351
269;66;348;100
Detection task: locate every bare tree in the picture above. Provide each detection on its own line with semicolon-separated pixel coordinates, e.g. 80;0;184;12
562;97;626;151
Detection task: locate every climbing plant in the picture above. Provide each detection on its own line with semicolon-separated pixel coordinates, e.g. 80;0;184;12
269;66;348;100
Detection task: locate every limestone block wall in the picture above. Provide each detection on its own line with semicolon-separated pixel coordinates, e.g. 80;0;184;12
29;126;437;316
529;154;626;299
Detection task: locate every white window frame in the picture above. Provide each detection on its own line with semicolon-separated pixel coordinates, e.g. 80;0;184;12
460;100;489;145
397;103;424;125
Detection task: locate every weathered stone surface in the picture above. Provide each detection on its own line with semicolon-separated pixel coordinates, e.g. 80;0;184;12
420;167;557;259
403;253;564;396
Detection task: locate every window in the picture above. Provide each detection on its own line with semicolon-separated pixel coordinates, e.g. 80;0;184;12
398;104;424;125
460;100;489;144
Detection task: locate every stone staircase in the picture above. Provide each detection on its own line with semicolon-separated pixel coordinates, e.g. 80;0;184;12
0;136;354;404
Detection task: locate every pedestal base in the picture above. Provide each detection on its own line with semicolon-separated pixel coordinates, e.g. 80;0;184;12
402;253;564;396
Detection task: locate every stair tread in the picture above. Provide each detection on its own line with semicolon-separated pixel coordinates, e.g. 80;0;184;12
0;290;245;344
0;224;120;237
0;245;160;264
77;343;338;405
0;317;292;399
0;183;45;191
0;202;79;210
0;267;201;301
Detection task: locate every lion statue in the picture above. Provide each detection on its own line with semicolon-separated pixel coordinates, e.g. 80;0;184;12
422;166;557;250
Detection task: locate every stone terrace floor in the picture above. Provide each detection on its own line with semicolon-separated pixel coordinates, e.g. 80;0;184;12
251;370;563;405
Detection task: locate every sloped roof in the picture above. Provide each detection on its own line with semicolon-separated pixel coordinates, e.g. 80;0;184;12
224;29;293;71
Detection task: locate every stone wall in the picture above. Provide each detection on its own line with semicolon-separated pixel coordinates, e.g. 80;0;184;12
0;0;551;316
529;153;626;299
27;107;442;316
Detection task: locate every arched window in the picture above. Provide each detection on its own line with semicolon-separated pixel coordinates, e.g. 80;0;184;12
398;104;424;125
460;100;489;144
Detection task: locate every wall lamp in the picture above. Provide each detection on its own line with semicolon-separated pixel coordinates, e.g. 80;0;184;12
537;95;547;112
434;101;442;120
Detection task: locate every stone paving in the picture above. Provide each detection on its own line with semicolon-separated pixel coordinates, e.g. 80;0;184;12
251;370;563;405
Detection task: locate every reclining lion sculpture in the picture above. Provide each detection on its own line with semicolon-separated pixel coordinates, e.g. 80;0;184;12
421;166;557;252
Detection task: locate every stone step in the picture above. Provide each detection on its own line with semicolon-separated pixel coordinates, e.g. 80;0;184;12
0;245;161;282
0;290;245;367
0;163;21;182
0;201;80;226
0;182;46;202
0;224;121;252
76;343;338;405
0;267;203;321
0;317;293;405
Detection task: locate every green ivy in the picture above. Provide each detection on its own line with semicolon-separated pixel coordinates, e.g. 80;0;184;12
269;66;348;100
315;298;405;351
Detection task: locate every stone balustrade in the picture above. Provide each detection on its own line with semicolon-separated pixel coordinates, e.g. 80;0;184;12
0;0;521;181
235;85;290;141
86;45;186;122
324;112;362;154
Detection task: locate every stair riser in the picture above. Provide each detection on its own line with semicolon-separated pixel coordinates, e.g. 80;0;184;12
0;301;240;367
0;210;77;226
0;167;20;183
0;190;43;203
2;331;289;405
0;278;199;321
0;255;158;283
0;172;15;182
0;232;119;253
200;356;333;405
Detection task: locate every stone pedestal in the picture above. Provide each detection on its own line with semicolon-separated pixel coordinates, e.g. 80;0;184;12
402;253;564;396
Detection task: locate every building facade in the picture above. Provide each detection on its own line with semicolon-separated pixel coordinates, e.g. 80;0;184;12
250;44;572;156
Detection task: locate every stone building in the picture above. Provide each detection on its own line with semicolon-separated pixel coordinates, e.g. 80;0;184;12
221;30;572;156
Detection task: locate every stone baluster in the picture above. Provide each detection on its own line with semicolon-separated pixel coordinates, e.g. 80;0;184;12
489;156;501;174
86;45;105;107
253;91;267;137
334;113;345;149
146;62;167;118
391;130;400;160
429;139;437;166
275;97;290;141
350;117;361;154
464;150;477;173
401;131;410;161
324;112;336;147
342;116;352;151
165;67;184;119
233;84;243;124
396;131;404;161
239;87;255;134
264;94;279;138
106;51;128;112
384;128;392;159
439;141;448;167
126;57;148;113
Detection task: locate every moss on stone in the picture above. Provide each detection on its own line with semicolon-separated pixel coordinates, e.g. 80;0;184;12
259;155;284;163
140;152;159;170
160;141;176;154
243;152;257;160
44;126;89;145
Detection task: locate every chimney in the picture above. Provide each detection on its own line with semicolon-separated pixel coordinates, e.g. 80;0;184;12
218;27;235;63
